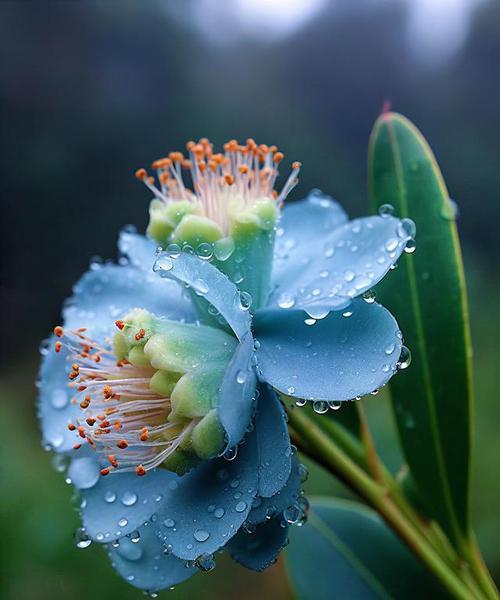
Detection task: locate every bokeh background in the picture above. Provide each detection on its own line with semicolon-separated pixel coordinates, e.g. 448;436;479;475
1;1;499;598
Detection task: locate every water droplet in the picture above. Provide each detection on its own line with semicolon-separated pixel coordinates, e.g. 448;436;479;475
287;386;296;395
379;204;395;218
284;504;301;525
385;343;395;355
385;238;399;253
236;370;247;384
328;401;341;411
193;278;209;295
362;289;376;304
214;508;225;519
74;528;92;549
344;270;355;282
295;398;306;407
404;239;416;254
130;530;140;543
154;254;173;272
397;218;416;239
194;529;210;542
118;518;128;528
51;389;68;409
223;447;238;461
197;242;213;260
163;518;175;528
235;501;247;513
166;243;181;258
298;463;309;483
196;553;216;572
121;491;138;506
278;293;296;309
238;291;252;311
104;491;116;503
313;401;328;414
304;318;316;326
342;310;353;318
397;346;412;370
382;364;391;373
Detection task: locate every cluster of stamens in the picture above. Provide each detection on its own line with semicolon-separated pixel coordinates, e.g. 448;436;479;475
135;138;301;232
54;324;192;477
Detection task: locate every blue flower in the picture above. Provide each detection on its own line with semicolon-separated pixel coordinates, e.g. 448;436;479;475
39;143;413;592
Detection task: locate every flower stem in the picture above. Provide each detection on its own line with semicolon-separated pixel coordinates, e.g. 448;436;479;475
287;406;486;600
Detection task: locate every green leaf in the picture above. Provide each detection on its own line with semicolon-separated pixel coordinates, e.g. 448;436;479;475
368;112;472;548
285;497;448;600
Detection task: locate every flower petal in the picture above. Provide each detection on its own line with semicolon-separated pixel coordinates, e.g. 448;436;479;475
272;191;348;296
80;468;177;542
109;523;196;591
118;229;158;271
271;215;411;313
154;251;251;341
254;298;402;401
64;263;194;337
38;343;84;452
255;386;291;498
247;456;302;525
218;332;258;450
157;431;259;561
227;518;289;572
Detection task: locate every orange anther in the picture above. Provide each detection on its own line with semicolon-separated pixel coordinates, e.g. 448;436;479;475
238;165;249;174
55;341;62;353
103;385;113;399
134;328;145;341
115;320;125;330
273;152;284;164
117;439;128;449
135;168;147;181
114;420;122;431
73;443;82;450
67;423;76;431
100;468;110;476
224;174;234;186
69;371;78;380
54;326;64;337
77;426;86;439
140;428;149;442
80;396;91;409
77;385;87;392
108;455;118;468
86;417;96;426
292;161;302;169
136;465;146;476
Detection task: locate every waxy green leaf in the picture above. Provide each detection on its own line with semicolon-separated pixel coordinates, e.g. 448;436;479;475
368;112;473;548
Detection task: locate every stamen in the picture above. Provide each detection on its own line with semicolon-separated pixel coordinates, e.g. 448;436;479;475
135;138;301;233
54;325;194;477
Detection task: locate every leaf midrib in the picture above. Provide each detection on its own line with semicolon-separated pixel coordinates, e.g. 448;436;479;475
384;116;464;546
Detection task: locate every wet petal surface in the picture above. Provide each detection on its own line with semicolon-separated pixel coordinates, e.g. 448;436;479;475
157;429;259;561
254;299;402;401
109;522;196;591
218;332;257;450
227;517;289;572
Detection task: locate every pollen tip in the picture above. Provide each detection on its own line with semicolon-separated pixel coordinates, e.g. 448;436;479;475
54;325;64;338
55;341;62;353
100;468;110;476
135;168;148;181
135;465;146;476
115;320;125;330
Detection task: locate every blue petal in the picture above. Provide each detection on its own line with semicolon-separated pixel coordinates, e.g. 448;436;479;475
157;431;259;561
272;191;348;296
81;469;177;542
68;456;100;490
64;263;194;337
248;456;302;525
153;250;251;341
118;229;158;271
227;518;289;572
255;386;291;498
38;343;84;452
271;214;411;313
218;332;257;450
38;263;194;453
254;298;402;401
109;523;196;591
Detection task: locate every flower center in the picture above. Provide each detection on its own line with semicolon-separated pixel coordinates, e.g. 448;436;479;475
54;324;194;477
135;137;301;234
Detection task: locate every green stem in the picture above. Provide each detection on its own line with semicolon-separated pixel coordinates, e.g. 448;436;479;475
287;407;483;600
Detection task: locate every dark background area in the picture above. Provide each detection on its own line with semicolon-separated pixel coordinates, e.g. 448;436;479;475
1;1;499;598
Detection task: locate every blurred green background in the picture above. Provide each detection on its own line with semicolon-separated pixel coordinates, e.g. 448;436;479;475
1;1;499;598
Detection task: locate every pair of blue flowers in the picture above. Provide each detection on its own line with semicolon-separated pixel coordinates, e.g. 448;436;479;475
38;142;412;592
